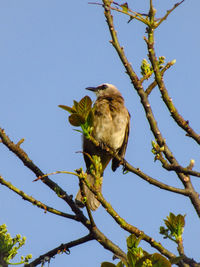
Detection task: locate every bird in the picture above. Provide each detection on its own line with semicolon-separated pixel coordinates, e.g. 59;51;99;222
75;83;130;211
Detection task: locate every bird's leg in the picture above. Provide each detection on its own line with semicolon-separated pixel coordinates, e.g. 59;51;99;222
98;141;110;152
122;160;129;174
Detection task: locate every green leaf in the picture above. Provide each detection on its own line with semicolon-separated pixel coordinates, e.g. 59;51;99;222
127;251;137;267
135;253;171;267
164;213;176;233
175;214;185;236
159;226;169;238
164;213;185;239
101;262;116;267
86;109;94;127
77;95;92;116
116;261;124;267
58;105;76;114
121;2;128;12
73;129;83;134
127;234;141;250
150;253;171;267
68;113;85;126
73;100;79;111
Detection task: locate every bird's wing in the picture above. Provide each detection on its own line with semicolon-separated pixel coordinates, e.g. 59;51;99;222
111;112;130;172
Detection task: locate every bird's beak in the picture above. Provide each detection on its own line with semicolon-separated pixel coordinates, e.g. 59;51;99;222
85;87;98;92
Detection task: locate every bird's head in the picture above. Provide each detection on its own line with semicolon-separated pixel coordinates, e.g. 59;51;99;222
86;83;122;98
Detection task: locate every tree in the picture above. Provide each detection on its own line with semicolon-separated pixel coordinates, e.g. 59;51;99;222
0;0;200;266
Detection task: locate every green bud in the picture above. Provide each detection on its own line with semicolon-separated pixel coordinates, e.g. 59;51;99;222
171;59;176;65
141;59;152;78
16;234;21;240
26;254;32;260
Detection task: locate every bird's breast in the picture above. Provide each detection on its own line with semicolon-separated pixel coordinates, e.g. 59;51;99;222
92;102;128;151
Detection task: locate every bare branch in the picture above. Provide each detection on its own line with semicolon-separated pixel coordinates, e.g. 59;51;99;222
33;171;78;182
78;175;96;228
79;169;200;266
156;0;185;28
89;1;150;25
0;127;90;228
144;31;200;145
78;169;178;261
0;127;127;264
145;11;200;216
124;160;188;195
0;175;77;220
102;0;140;86
25;234;94;267
101;0;200;218
87;120;188;196
157;156;200;178
145;60;176;95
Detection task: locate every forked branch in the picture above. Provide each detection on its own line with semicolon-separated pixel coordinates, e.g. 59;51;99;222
0;127;127;265
101;0;200;218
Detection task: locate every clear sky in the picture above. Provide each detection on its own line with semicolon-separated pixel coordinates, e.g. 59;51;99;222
0;0;200;266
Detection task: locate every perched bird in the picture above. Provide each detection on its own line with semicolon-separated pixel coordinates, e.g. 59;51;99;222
75;83;130;210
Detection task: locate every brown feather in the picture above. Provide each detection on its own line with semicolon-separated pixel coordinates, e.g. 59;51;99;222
75;84;130;210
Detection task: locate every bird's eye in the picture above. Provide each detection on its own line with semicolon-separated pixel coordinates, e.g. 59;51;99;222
101;84;108;90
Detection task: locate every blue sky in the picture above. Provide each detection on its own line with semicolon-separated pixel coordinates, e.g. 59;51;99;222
0;0;200;266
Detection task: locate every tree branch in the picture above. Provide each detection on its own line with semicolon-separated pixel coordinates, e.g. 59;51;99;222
25;234;94;267
144;29;200;145
89;1;149;25
0;127;127;264
144;11;200;216
88;128;188;196
101;0;200;218
124;160;188;195
78;176;96;228
156;0;185;28
0;175;77;221
77;169;178;261
0;127;90;228
156;155;200;178
102;0;140;86
79;169;200;266
145;60;176;95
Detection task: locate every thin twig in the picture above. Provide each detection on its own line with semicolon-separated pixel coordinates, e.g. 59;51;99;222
144;33;200;144
89;1;149;25
101;0;200;219
145;60;176;95
124;161;188;195
33;171;78;182
0;127;90;228
146;7;200;216
78;170;178;261
79;168;200;266
156;0;185;28
157;155;200;178
79;175;96;227
25;234;94;267
0;127;127;264
89;131;188;196
0;175;77;220
110;6;149;25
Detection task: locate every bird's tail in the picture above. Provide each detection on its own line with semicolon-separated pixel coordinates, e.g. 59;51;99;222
75;174;103;211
